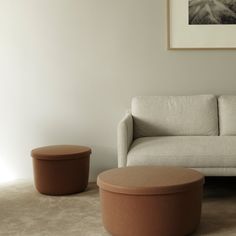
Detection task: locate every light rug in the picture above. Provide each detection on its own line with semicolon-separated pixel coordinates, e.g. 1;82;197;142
0;180;236;236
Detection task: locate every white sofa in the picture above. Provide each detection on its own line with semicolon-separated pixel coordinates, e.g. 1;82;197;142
117;95;236;176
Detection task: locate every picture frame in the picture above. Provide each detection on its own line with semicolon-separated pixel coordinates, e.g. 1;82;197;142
167;0;236;50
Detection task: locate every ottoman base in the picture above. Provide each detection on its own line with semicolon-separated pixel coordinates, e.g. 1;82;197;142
33;156;89;196
100;188;202;236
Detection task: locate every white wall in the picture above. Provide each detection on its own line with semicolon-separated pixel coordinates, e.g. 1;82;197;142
1;0;236;183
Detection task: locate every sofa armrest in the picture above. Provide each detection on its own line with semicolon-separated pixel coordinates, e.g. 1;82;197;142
117;112;133;167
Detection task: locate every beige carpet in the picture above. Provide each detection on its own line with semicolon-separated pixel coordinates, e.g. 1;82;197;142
0;180;236;236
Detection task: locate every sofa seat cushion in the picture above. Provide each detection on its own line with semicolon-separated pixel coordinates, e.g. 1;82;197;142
127;136;236;168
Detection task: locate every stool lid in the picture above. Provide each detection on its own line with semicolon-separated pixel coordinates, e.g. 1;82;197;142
97;166;204;195
31;145;91;160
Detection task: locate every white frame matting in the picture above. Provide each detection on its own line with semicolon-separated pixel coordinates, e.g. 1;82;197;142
168;0;236;50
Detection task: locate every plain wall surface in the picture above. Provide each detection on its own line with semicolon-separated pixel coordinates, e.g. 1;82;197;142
0;0;236;183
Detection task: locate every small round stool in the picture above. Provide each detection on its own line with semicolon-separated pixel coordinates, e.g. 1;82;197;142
97;166;204;236
31;145;91;196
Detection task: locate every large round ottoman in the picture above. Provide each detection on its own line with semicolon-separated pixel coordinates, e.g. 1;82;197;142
31;145;91;196
97;166;204;236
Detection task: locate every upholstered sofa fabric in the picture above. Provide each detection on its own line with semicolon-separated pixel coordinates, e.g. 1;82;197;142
131;95;218;138
117;112;133;167
219;96;236;135
193;167;236;176
127;136;236;168
117;95;236;176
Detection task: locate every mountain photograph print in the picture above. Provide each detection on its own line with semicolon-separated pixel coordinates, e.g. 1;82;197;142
189;0;236;24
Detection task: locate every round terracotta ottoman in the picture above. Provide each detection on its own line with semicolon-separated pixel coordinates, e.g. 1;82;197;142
31;145;91;196
97;166;204;236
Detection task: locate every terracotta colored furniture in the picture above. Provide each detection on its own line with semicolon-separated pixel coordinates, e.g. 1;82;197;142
97;166;204;236
31;145;91;196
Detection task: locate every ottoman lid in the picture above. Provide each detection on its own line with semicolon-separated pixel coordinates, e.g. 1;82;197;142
31;145;91;160
97;166;204;195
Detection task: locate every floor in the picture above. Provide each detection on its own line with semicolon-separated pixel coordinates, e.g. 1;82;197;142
0;179;236;236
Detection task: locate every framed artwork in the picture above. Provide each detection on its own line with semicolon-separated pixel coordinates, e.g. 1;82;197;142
168;0;236;49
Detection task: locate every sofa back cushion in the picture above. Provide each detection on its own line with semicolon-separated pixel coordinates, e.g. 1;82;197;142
132;95;218;138
218;96;236;135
